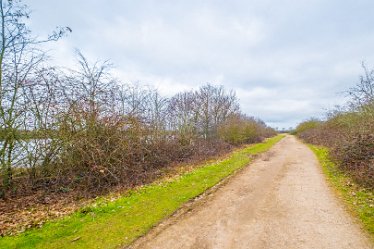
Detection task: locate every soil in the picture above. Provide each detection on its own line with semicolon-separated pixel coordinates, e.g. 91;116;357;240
129;135;373;249
0;191;90;236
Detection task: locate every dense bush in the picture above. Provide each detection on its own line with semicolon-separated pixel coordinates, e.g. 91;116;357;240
2;79;245;198
0;0;276;199
218;114;276;145
334;133;373;186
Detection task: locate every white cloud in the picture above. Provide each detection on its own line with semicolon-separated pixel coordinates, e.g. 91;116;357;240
28;0;374;129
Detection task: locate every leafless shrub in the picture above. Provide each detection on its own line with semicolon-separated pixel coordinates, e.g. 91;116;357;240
0;0;277;200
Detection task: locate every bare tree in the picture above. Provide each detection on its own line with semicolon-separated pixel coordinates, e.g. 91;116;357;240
117;84;149;120
168;91;199;144
348;62;374;107
0;0;69;197
21;67;63;184
195;84;239;139
60;51;115;131
146;88;168;139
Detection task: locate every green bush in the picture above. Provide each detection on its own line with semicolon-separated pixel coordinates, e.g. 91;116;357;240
218;114;276;145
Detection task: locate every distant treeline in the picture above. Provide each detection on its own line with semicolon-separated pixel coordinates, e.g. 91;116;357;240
0;1;276;198
295;64;374;189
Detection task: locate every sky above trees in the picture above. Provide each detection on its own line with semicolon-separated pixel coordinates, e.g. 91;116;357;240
28;0;374;129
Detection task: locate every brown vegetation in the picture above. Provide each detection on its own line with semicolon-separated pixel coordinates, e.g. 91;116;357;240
0;0;276;204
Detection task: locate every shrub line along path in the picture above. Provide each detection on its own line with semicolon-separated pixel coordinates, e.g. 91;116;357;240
129;135;373;249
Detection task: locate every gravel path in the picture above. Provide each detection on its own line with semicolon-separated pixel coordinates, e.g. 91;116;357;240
130;135;373;249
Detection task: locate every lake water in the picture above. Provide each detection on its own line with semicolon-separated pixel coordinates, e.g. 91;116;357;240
0;139;60;168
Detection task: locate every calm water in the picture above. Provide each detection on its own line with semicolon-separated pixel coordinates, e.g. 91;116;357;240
0;139;59;168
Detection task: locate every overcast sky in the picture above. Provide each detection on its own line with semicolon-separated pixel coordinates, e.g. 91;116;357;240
28;0;374;129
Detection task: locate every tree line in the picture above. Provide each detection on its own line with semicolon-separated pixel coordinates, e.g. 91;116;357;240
0;0;276;198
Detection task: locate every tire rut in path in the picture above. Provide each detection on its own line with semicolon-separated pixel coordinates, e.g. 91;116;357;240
129;135;373;249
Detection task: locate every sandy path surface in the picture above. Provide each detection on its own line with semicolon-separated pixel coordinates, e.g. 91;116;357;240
129;135;373;249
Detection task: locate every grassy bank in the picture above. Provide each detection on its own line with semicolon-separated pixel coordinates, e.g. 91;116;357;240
0;135;284;249
309;145;374;238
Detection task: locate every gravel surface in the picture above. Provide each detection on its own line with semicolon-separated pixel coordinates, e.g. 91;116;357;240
129;135;373;249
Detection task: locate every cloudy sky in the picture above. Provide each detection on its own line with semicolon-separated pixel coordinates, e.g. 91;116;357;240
29;0;374;129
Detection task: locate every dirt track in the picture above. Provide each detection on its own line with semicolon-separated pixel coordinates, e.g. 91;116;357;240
130;135;373;249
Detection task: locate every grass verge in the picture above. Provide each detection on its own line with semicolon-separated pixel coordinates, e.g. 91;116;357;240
0;135;285;249
309;145;374;238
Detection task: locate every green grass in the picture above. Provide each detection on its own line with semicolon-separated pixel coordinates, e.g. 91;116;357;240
309;145;374;238
0;135;285;249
